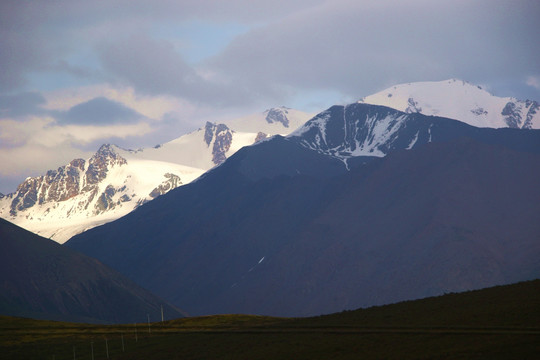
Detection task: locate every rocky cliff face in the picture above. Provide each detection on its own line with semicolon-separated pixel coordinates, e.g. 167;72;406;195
84;144;127;188
149;173;182;199
265;107;290;127
204;122;234;165
502;100;539;129
0;144;189;242
9;158;86;216
6;145;127;217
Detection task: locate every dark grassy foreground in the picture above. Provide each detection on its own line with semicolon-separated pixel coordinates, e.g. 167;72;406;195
1;280;539;359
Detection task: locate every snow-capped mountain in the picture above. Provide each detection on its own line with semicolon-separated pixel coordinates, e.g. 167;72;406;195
0;144;205;243
288;101;540;169
0;107;312;243
359;79;540;129
126;106;312;169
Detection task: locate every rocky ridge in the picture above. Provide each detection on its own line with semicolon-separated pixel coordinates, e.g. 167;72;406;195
0;144;201;243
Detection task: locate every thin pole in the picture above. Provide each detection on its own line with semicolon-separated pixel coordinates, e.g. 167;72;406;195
161;305;164;323
135;323;138;342
121;333;125;352
105;338;109;359
91;341;94;360
147;314;151;334
73;346;76;360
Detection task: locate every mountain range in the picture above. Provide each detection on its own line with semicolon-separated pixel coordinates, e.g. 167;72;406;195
66;102;540;316
2;80;538;243
0;107;311;243
2;79;539;319
0;218;185;323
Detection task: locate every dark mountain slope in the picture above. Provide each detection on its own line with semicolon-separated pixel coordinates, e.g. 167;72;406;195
0;218;185;323
67;104;540;316
218;139;540;315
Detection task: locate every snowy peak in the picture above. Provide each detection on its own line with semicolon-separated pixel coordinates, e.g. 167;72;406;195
8;157;89;216
289;104;432;160
0;144;202;243
84;144;127;188
287;101;540;166
359;79;540;129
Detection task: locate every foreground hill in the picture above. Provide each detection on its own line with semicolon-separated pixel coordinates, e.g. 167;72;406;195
0;218;184;323
67;103;540;316
1;280;539;359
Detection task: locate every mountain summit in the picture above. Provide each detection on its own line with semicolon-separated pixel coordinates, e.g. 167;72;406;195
359;79;539;129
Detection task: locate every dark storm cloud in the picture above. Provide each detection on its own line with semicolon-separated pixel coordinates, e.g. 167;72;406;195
0;92;48;118
58;97;145;125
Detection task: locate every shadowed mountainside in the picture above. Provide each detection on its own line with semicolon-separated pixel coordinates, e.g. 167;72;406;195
0;218;185;323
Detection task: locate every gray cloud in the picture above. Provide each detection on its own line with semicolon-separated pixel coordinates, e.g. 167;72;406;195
97;33;286;107
208;0;540;101
58;97;145;125
0;92;48;118
0;0;326;93
98;34;199;96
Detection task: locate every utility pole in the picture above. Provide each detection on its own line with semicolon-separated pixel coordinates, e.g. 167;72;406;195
147;314;151;334
161;305;164;323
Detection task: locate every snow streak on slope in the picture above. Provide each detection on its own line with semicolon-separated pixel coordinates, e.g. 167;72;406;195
289;104;422;162
359;79;540;129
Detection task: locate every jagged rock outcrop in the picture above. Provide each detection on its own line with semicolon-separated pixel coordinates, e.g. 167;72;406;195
501;100;540;129
255;132;268;142
264;107;290;127
149;173;182;198
204;122;234;165
6;144;127;218
0;143;192;242
8;158;86;216
405;97;422;113
84;144;127;189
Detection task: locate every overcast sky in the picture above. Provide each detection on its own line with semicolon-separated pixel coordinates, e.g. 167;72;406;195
1;0;539;193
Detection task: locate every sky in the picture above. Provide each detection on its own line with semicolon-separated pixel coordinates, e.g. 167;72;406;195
0;0;539;193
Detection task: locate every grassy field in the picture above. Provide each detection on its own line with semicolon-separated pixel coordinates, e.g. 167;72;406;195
1;280;539;359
